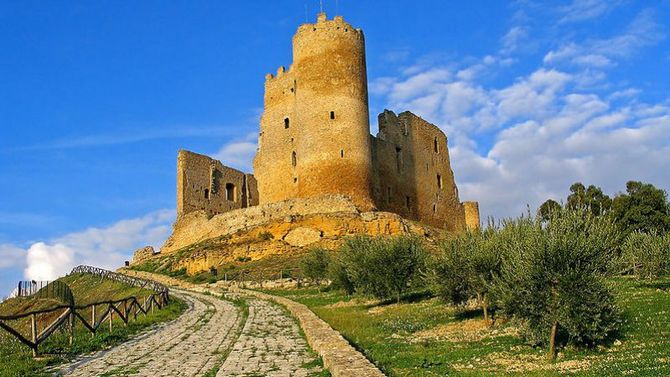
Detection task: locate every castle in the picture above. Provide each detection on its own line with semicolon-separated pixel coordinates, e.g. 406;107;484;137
176;13;479;233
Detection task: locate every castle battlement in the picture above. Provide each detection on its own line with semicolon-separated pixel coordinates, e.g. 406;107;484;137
175;13;480;232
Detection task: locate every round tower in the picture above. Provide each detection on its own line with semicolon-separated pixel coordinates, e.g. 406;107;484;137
254;13;375;209
291;13;374;209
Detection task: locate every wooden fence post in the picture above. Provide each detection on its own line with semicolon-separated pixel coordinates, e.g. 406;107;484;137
109;305;113;333
31;313;37;357
123;301;128;327
69;309;74;346
91;304;96;338
143;297;147;317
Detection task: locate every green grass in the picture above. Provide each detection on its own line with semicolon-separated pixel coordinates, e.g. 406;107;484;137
263;277;670;376
0;273;187;377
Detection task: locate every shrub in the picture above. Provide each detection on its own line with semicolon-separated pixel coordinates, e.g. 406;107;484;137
258;231;274;241
493;210;621;361
619;231;670;279
327;256;355;295
300;248;330;286
430;229;500;321
340;235;427;303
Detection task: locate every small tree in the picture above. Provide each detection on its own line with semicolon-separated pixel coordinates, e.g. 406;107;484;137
327;256;355;295
620;232;670;279
341;236;426;303
493;210;621;361
430;229;500;322
300;248;330;286
539;199;562;222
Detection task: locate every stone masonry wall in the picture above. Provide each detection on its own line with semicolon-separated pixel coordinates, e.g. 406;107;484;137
372;110;468;231
177;150;258;218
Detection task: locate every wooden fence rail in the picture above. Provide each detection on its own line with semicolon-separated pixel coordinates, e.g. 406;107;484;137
0;266;170;357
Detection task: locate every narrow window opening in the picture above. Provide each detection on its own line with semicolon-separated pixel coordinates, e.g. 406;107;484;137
437;174;443;189
434;137;439;153
340;149;344;158
292;151;297;167
225;183;235;202
284;118;290;129
330;111;335;120
406;196;411;209
433;204;437;213
395;147;403;172
293;177;298;183
204;189;210;200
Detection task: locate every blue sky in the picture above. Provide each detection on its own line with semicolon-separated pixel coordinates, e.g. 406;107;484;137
1;0;669;296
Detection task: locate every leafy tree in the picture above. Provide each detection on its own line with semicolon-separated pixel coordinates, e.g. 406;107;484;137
493;210;621;361
539;199;562;222
300;248;330;286
341;236;426;303
327;256;355;295
566;182;612;216
619;232;670;278
611;181;670;235
430;229;500;322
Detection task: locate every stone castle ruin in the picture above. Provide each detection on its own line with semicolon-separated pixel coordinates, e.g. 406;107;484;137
176;13;479;234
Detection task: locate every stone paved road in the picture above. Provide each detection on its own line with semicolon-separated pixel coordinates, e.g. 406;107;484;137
59;290;241;377
217;297;320;377
58;290;323;377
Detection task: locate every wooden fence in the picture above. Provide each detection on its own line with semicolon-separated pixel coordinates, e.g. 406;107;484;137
0;266;170;357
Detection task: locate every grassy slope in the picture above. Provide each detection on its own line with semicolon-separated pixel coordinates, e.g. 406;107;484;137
0;273;187;377
265;277;670;376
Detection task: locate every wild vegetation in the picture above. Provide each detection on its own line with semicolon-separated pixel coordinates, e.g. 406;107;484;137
0;273;186;377
287;181;670;374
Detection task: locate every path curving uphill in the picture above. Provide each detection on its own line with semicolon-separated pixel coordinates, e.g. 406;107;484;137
56;274;329;377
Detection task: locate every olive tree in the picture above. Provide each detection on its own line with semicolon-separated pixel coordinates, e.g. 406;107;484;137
340;235;426;303
430;229;500;322
300;248;330;286
493;211;621;361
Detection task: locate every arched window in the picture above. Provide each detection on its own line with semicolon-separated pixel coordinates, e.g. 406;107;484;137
330;111;335;120
284;118;290;129
225;183;235;202
437;174;443;189
204;189;210;199
292;151;297;167
434;137;439;153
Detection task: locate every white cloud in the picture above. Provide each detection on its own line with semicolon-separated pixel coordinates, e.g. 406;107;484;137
500;26;528;54
544;9;665;67
18;209;174;281
212;132;258;172
370;61;670;221
557;0;623;24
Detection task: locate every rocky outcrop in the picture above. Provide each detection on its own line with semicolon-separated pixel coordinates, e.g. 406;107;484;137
131;246;156;265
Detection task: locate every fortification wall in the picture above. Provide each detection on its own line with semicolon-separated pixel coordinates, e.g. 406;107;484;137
254;13;374;210
372;111;468;231
463;201;481;231
177;150;258;218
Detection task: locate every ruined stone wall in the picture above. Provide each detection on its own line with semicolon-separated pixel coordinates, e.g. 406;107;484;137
177;150;258;218
372;111;469;231
254;13;375;210
463;201;481;231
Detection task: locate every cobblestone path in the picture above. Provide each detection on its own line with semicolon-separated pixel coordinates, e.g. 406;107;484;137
59;290;242;377
217;297;320;377
58;290;324;376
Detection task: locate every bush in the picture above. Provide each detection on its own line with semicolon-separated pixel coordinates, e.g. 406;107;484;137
340;235;427;303
258;231;274;241
619;231;670;279
429;229;500;321
300;248;330;286
493;210;621;361
327;256;355;295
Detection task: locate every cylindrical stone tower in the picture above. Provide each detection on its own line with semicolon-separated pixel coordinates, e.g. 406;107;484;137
254;13;375;209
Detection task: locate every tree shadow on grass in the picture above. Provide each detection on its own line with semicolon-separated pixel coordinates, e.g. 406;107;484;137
364;290;434;309
639;281;670;291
